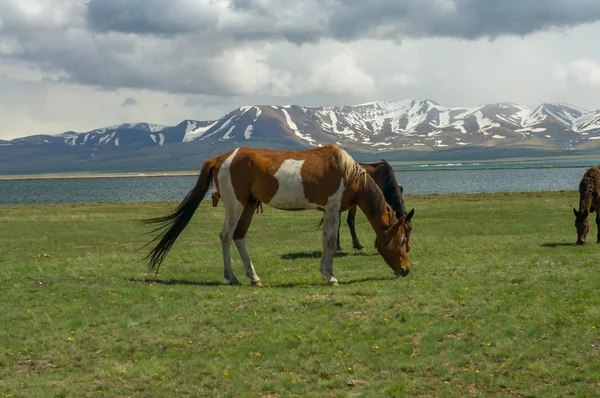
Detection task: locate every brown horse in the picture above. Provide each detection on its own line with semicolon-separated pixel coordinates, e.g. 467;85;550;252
573;165;600;245
144;145;414;286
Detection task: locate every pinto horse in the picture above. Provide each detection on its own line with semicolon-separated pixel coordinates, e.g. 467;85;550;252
213;159;410;251
144;144;414;286
573;165;600;245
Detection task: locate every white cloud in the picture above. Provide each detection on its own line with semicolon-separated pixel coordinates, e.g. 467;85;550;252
389;73;418;87
556;58;600;86
306;52;376;96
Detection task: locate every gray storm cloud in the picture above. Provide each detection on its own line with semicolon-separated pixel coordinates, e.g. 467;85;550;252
1;0;600;97
85;0;600;41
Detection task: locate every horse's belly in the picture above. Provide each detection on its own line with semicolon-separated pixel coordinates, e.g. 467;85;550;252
267;182;319;210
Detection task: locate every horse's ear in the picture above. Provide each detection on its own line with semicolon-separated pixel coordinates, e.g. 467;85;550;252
406;208;414;222
583;209;589;218
398;184;404;194
573;208;579;217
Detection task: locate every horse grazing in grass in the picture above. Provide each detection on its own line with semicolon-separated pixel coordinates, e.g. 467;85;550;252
342;160;411;251
144;144;414;286
212;159;411;251
573;165;600;245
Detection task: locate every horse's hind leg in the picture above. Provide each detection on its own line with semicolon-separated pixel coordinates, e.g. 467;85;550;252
220;199;245;285
346;207;364;250
233;198;262;286
320;209;340;286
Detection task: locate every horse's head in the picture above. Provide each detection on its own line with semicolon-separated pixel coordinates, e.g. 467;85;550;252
211;192;221;207
375;209;414;277
573;208;589;245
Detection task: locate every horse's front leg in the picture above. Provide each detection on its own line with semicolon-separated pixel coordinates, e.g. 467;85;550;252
346;207;363;250
320;209;340;286
336;212;342;251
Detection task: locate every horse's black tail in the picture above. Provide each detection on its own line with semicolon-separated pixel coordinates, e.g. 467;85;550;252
142;158;217;275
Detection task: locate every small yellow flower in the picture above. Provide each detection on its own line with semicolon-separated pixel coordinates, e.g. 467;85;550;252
348;367;352;371
67;337;72;341
444;381;449;385
223;370;229;377
475;370;480;373
375;345;380;349
188;340;193;344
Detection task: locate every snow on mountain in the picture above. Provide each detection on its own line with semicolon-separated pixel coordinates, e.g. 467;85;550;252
8;101;600;152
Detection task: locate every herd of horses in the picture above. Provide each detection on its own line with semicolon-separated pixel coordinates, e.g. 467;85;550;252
144;144;599;286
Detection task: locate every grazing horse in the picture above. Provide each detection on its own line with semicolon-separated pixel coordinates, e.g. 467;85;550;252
144;144;414;286
342;160;411;251
212;159;411;251
573;165;600;245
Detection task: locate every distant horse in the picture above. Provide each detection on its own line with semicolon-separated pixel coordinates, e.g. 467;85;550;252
573;165;600;245
143;145;414;286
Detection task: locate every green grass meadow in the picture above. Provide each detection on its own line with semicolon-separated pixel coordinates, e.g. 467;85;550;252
1;191;599;397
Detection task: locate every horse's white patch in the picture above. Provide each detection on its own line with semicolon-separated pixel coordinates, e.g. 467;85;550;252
325;179;345;211
268;159;319;210
217;148;244;212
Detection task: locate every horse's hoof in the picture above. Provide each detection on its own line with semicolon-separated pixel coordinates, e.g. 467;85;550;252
328;278;339;287
251;279;262;287
226;279;241;285
354;246;364;251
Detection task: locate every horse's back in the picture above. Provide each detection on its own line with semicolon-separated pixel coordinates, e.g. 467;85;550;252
216;146;350;210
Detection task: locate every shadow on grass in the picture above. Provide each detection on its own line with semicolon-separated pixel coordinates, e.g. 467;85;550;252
129;278;222;286
542;242;579;248
129;274;394;288
264;275;394;288
281;250;377;260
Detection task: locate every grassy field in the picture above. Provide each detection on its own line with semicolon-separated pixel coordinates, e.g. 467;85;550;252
1;191;599;397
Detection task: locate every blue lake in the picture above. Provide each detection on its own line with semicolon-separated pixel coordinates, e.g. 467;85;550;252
0;164;591;205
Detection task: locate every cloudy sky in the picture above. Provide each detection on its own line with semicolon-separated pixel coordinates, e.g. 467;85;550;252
2;0;600;139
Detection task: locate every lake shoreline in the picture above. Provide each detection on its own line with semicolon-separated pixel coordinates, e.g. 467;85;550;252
1;164;596;181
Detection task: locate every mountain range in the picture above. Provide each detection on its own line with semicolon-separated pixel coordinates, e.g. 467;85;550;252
2;100;600;175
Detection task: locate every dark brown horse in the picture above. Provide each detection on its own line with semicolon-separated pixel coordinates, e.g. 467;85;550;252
341;160;411;251
144;145;413;286
573;165;600;245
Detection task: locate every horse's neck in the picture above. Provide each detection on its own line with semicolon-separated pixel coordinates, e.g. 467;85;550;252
580;183;596;211
369;167;406;216
355;182;393;235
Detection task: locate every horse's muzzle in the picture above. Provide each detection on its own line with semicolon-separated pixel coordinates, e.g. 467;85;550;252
577;240;586;245
395;268;410;277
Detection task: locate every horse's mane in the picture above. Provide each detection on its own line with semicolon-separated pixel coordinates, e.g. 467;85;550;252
331;146;388;218
579;165;600;211
377;160;407;217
